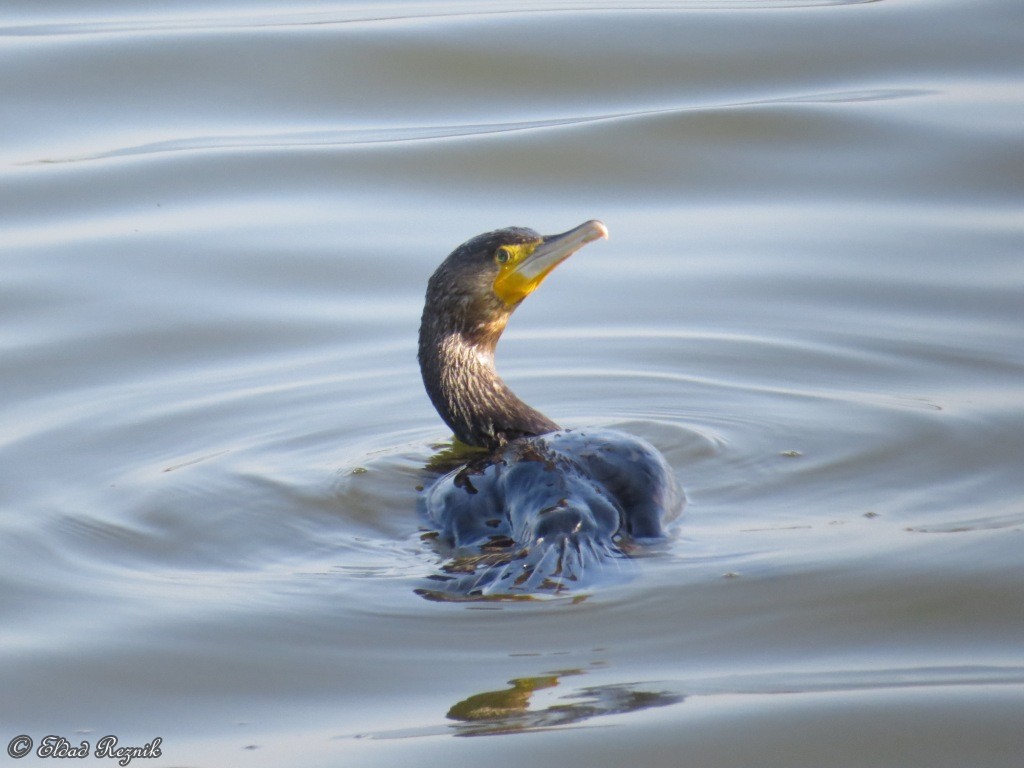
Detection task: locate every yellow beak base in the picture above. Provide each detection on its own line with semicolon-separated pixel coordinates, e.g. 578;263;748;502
492;220;608;306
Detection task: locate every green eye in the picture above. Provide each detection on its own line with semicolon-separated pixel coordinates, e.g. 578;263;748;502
495;247;511;264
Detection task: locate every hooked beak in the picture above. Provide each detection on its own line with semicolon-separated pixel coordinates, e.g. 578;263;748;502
493;220;608;306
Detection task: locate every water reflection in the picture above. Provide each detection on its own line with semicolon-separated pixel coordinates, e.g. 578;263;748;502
352;667;685;740
446;669;684;737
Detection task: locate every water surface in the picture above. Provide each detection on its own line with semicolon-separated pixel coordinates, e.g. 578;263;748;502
2;1;1023;766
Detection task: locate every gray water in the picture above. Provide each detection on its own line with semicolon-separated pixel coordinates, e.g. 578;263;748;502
3;1;1023;766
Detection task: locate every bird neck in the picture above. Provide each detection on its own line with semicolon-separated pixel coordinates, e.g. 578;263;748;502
418;329;559;450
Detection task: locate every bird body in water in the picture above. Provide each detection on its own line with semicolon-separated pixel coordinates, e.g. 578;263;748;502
417;220;681;597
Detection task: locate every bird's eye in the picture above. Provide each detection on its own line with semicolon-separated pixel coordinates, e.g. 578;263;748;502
495;247;511;264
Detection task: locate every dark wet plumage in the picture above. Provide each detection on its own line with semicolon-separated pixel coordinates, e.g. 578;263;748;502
417;221;682;598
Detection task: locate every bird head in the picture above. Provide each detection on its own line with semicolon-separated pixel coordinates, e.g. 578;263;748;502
425;220;609;344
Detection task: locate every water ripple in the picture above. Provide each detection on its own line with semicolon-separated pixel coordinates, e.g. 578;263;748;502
4;1;884;39
18;87;926;167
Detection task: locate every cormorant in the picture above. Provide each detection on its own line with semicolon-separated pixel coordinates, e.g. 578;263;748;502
417;220;681;597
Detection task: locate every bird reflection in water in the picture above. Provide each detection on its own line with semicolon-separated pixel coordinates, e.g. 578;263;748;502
346;668;685;740
446;668;685;737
